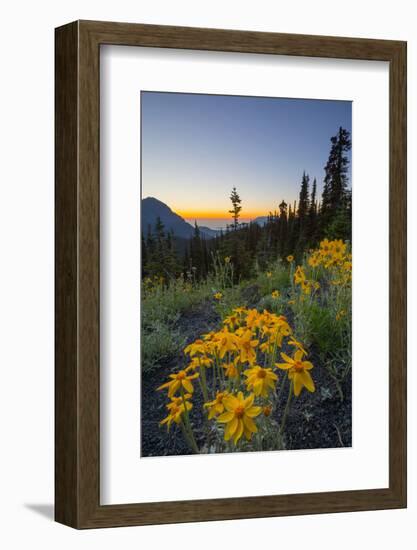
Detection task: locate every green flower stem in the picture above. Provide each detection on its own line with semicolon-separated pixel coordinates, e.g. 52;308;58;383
279;380;293;438
198;358;209;402
180;389;199;453
269;330;279;370
179;419;199;454
212;360;217;394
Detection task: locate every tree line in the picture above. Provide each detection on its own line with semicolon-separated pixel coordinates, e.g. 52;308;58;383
142;126;351;282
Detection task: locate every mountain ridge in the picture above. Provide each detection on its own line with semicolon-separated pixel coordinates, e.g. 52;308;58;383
142;197;220;239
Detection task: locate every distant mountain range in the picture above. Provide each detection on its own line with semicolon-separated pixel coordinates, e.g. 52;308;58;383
142;197;269;239
142;197;220;239
252;216;268;227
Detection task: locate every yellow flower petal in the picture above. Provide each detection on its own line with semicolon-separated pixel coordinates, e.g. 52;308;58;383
157;381;171;391
168;380;181;397
244;393;255;409
246;405;262;418
280;352;294;364
275;362;292;370
217;411;234;423
182;379;194;393
225;416;238;440
233;419;244;444
223;395;239;411
299;370;315;393
294;350;304;362
293;374;302;396
243;427;252;440
243;415;257;433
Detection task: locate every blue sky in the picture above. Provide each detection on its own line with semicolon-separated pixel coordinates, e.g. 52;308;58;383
141;91;352;229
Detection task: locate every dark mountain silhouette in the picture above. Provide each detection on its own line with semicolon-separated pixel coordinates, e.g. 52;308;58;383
252;216;268;227
142;197;218;239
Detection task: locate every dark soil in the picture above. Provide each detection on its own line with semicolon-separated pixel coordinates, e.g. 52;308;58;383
141;298;352;457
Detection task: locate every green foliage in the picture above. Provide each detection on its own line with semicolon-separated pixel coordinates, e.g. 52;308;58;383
141;277;212;372
142;321;185;373
257;262;290;297
293;300;338;353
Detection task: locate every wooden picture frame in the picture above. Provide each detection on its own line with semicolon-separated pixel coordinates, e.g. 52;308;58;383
55;20;407;529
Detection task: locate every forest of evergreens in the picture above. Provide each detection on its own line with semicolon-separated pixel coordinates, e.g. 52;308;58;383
142;126;351;283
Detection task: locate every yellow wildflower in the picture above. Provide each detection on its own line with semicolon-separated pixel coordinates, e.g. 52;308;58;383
336;309;347;321
214;329;239;358
204;391;229;419
213;292;223;300
294;266;306;284
287;255;294;263
160;395;192;429
217;392;261;444
266;271;272;278
233;306;248;316
188;356;213;370
287;337;307;357
245;309;262;330
308;253;320;267
301;280;311;295
157;369;200;397
184;338;209;357
224;256;231;263
271;290;280;298
320;238;331;255
223;361;239;379
244;365;278;397
236;329;259;365
223;313;240;330
166;393;192;411
276;350;315;397
261;317;291;348
263;405;272;417
330;239;347;260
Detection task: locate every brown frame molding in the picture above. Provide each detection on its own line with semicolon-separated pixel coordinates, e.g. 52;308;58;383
55;20;407;529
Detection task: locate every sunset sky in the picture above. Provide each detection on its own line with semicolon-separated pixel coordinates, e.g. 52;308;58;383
141;91;352;230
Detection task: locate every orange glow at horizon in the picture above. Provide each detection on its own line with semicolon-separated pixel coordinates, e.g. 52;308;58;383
177;210;266;220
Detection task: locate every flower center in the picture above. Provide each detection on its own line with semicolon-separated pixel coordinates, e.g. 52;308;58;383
235;405;245;418
294;361;304;371
177;371;186;380
257;369;267;379
216;393;224;403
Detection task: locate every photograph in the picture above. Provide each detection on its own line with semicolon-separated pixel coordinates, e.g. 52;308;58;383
140;91;352;457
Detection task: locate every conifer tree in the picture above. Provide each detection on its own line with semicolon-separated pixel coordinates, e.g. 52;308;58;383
298;171;310;222
278;200;288;256
229;187;242;230
307;177;318;242
320;127;352;238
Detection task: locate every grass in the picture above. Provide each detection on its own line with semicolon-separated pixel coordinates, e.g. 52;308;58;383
142;277;213;372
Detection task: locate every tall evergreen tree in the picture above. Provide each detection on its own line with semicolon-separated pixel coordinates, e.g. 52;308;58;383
297;171;310;222
228;187;242;230
320;127;352;238
278;200;288;256
307;177;318;243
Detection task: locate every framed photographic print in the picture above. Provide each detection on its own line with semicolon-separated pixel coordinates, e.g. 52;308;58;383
55;20;407;528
